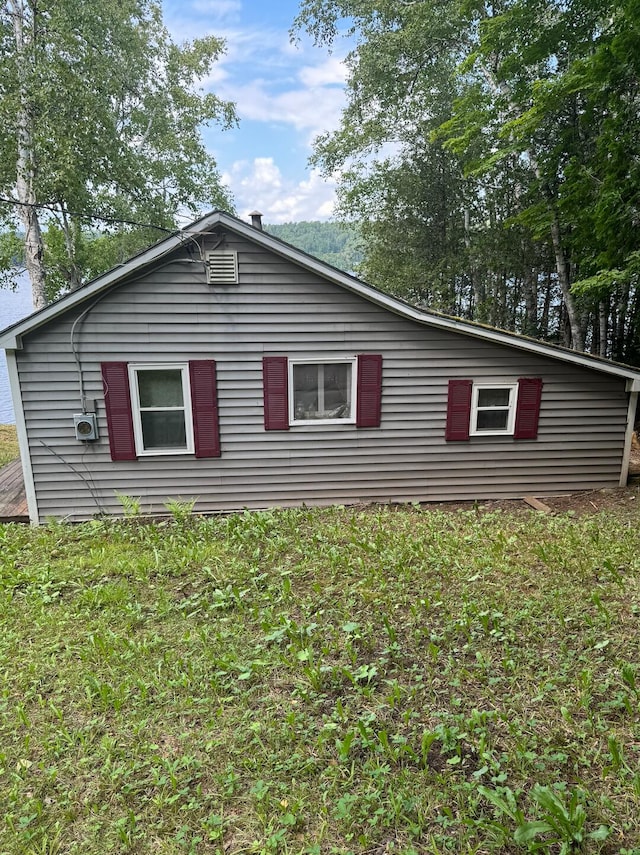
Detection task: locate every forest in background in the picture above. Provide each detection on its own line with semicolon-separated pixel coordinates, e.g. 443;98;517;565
265;221;363;273
3;1;639;367
295;0;640;366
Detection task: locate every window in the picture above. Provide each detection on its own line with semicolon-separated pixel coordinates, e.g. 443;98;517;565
470;384;517;435
445;377;542;441
102;360;220;460
289;359;356;425
262;354;382;430
129;364;194;455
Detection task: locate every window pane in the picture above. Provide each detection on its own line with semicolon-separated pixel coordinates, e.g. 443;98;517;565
476;409;509;431
293;364;319;420
138;369;184;408
141;411;187;448
292;362;352;420
477;388;510;408
323;363;351;418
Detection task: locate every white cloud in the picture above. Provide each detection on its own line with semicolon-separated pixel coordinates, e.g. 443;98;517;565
299;57;347;87
163;6;349;145
216;78;345;144
163;0;242;38
222;158;337;222
191;0;241;18
162;1;350;223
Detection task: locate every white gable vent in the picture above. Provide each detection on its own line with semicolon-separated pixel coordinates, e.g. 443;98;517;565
206;250;238;285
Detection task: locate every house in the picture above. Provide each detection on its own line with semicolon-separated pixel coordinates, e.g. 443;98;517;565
1;209;639;524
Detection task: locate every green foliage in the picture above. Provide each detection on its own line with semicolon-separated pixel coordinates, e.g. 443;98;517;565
0;500;639;851
0;0;236;303
114;492;142;517
265;220;363;272
0;230;24;291
295;0;640;363
479;783;611;851
0;424;19;467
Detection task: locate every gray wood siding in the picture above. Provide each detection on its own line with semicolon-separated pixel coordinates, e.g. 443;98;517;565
15;232;630;521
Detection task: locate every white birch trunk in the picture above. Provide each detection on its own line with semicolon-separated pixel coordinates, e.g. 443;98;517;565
9;0;47;309
549;214;585;351
479;52;586;351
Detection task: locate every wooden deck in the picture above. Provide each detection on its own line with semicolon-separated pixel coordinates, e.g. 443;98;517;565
0;459;29;523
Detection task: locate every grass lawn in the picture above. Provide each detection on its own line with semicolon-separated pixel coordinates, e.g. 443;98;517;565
0;424;19;468
0;503;639;854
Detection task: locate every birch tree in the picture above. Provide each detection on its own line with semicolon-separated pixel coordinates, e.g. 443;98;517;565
295;0;640;360
0;0;236;307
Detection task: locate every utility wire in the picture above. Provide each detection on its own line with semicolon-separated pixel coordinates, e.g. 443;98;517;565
38;440;106;515
0;195;180;235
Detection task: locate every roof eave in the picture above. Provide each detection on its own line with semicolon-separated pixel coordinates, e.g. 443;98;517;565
0;210;226;349
2;210;640;384
230;217;640;383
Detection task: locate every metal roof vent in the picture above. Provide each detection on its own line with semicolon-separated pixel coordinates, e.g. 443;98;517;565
206;250;238;284
249;210;263;230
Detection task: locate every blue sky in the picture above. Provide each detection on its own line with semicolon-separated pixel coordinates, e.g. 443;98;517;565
162;0;350;224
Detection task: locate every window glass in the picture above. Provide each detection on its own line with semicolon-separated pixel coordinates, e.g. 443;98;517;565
141;411;187;449
323;363;351;417
476;409;509;431
292;362;352;421
477;388;510;408
293;364;319;420
138;369;184;408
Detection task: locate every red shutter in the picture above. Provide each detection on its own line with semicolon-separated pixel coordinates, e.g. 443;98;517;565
101;362;136;460
356;354;383;428
263;357;290;430
445;379;472;441
514;377;543;439
189;360;221;457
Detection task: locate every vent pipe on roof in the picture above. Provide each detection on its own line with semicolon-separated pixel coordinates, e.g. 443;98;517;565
249;210;263;230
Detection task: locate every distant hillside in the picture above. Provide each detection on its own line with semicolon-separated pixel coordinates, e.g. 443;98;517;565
264;221;363;274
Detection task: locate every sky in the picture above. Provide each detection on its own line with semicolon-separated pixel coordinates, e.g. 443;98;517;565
2;1;352;422
162;0;351;225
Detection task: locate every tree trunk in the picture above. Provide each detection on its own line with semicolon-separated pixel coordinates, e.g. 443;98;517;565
10;0;47;309
523;267;538;338
464;206;486;322
624;284;640;363
558;300;572;348
614;281;629;362
540;270;552;338
549;214;584;351
60;208;83;291
598;300;608;358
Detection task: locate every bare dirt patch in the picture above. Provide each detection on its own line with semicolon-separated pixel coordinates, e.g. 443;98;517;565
417;482;640;518
412;432;640;518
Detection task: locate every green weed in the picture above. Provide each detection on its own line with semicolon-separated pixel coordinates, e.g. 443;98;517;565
0;503;638;852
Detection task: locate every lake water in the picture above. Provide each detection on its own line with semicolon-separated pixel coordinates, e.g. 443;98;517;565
0;273;34;424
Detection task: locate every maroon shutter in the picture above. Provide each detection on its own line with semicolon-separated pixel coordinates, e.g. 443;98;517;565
445;379;472;441
263;356;290;430
356;354;383;428
101;362;136;460
514;377;543;439
189;360;221;457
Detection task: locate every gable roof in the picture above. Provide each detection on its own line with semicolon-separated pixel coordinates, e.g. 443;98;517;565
2;209;640;388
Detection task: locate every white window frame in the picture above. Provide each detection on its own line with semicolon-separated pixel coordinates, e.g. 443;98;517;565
129;363;194;456
470;383;518;436
289;358;357;426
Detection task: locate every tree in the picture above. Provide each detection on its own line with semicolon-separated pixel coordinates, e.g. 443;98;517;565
265;220;363;271
0;0;236;307
294;0;640;361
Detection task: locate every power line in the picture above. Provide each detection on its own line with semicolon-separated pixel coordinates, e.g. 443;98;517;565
0;196;177;235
